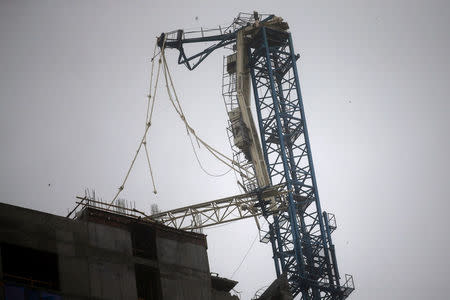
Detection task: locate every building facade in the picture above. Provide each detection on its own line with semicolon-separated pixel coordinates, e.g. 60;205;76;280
0;202;238;300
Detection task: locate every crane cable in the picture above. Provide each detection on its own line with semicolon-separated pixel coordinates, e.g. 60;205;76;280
143;42;160;194
109;41;163;207
160;47;252;180
187;132;233;177
230;231;259;279
109;35;254;206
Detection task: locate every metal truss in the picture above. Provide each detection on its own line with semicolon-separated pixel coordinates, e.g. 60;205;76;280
158;13;275;70
247;27;354;299
150;184;286;231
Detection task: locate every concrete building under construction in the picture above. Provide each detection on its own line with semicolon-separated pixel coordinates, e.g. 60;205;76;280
0;202;239;300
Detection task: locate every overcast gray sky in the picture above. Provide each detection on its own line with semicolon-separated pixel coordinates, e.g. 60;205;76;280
1;0;450;299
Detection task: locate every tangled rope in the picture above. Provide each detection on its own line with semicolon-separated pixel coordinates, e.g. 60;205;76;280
109;37;253;206
108;41;162;207
160;46;251;179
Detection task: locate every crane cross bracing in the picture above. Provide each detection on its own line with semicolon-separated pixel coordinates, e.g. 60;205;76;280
150;184;286;230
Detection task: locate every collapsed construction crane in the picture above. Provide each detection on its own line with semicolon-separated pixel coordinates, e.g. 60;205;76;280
152;12;354;299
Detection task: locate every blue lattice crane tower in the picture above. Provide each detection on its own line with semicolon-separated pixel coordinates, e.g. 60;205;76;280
158;12;354;299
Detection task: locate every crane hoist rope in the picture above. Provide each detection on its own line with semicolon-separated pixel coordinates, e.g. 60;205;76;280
186;131;234;177
143;42;160;194
108;40;163;207
160;45;254;179
159;41;234;178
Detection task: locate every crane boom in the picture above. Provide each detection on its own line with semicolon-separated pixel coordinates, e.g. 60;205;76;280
150;184;286;230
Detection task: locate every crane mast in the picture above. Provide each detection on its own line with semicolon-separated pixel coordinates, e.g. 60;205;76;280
156;13;354;299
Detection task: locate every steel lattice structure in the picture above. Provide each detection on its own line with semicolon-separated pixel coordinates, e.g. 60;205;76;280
247;26;353;299
150;184;285;231
157;12;354;299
